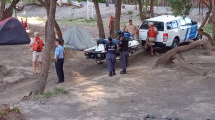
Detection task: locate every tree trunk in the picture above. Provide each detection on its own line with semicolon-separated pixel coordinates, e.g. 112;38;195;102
54;19;64;45
38;0;64;45
93;0;105;38
213;0;215;41
113;0;122;38
150;0;154;17
0;0;5;21
138;0;144;21
0;0;20;21
32;0;56;95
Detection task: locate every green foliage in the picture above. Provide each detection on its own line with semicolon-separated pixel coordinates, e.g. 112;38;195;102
33;87;65;100
204;24;213;33
1;69;10;76
168;0;193;17
127;10;133;15
84;18;95;23
43;90;54;98
12;107;20;113
53;87;65;94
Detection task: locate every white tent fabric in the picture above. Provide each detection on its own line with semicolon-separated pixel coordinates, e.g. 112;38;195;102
63;26;96;50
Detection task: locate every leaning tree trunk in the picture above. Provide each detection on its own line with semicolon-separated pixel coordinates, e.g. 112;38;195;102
113;0;122;38
32;0;56;95
0;0;20;21
138;0;144;21
93;0;105;38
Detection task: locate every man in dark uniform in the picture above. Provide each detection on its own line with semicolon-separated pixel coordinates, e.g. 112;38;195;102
118;34;129;74
55;39;65;84
105;37;117;77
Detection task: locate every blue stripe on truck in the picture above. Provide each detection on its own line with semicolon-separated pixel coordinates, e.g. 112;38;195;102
184;28;190;41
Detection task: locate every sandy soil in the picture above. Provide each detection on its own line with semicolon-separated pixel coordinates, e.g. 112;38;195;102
0;4;215;120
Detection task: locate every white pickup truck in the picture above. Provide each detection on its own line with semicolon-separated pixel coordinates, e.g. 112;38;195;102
139;15;202;49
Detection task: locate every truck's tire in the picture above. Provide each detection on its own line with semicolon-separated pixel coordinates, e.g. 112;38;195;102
170;38;179;49
194;34;202;41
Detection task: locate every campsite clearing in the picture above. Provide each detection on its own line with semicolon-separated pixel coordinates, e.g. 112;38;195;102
0;4;215;120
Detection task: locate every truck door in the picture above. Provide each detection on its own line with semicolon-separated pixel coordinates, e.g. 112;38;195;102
179;18;189;42
185;18;198;39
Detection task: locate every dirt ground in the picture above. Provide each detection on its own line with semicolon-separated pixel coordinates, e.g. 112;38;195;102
0;4;215;120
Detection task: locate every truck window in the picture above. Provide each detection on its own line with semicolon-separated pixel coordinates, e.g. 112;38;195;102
140;21;164;31
179;19;186;26
167;22;172;29
185;18;192;25
167;20;178;30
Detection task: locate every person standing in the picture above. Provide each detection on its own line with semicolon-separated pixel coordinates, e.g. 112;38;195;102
55;39;65;84
105;37;117;77
125;20;139;40
118;35;129;74
145;22;158;55
29;32;44;75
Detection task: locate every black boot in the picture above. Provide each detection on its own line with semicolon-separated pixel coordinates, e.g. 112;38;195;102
113;70;117;76
109;71;113;77
120;70;126;74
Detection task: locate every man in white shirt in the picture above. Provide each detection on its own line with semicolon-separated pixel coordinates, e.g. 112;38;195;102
29;32;44;74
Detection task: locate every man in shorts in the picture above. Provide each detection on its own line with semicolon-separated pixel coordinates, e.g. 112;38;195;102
29;32;44;74
145;22;158;55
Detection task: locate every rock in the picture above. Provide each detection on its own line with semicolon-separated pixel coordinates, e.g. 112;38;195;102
149;114;156;119
144;114;150;118
162;115;168;119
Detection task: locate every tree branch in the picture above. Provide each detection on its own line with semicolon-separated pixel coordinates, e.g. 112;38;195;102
37;0;45;7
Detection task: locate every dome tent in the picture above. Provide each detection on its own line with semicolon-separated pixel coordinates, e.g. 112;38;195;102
0;17;30;45
63;26;96;50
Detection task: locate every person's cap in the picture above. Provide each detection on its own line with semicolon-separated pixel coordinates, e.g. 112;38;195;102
107;37;112;40
119;34;124;38
55;39;62;42
34;31;39;35
148;22;153;26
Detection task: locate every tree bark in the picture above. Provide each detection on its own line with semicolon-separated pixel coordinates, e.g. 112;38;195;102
37;0;64;45
113;0;122;38
0;0;5;21
32;0;56;95
138;0;144;21
93;0;105;38
150;0;154;17
212;0;215;41
0;0;20;21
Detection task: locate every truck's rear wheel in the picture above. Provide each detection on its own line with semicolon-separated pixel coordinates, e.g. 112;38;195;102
170;38;179;49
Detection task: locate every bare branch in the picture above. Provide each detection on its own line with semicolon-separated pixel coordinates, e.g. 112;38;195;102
37;0;45;7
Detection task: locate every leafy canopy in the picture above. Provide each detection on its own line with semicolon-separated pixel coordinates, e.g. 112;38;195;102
168;0;193;17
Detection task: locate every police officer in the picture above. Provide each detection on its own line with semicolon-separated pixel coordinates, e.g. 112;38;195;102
118;34;129;74
55;39;65;84
105;37;117;77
